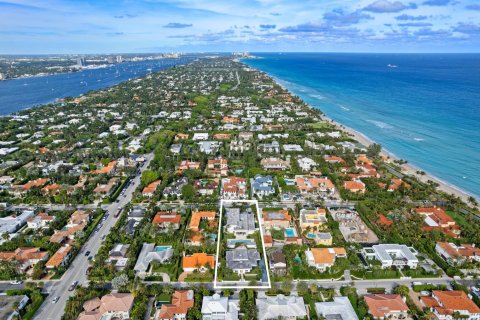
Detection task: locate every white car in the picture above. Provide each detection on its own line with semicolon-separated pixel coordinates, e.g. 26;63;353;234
52;296;60;304
10;280;22;285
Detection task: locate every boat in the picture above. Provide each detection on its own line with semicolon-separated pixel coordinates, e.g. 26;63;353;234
387;64;398;68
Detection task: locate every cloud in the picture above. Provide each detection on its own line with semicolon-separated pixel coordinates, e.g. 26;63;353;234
422;0;453;6
453;23;480;34
414;27;451;37
399;22;433;27
163;22;193;28
259;24;276;29
395;14;428;20
279;23;329;33
114;14;137;19
465;4;480;10
270;12;281;16
106;32;125;36
363;0;417;13
323;9;374;26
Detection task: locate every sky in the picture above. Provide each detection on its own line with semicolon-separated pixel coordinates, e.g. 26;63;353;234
0;0;479;54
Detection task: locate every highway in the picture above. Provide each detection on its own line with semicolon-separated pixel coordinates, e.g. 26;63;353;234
33;154;153;320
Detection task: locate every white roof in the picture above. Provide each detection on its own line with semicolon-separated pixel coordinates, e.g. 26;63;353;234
315;297;359;320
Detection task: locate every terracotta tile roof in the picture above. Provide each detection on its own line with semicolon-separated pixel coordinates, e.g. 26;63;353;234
182;253;215;269
189;211;216;231
22;178;48;190
0;247;48;264
158;290;194;319
295;175;334;192
142;180;161;195
93;160;117;174
414;207;455;225
310;247;346;265
344;180;365;191
432;290;480;314
436;241;480;259
46;245;72;268
378;214;393;227
263;209;291;222
152;212;181;225
364;294;409;318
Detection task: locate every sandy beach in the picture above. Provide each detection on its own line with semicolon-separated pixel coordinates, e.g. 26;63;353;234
320;114;476;204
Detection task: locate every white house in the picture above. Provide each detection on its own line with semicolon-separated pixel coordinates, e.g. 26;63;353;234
201;294;239;320
362;244;419;269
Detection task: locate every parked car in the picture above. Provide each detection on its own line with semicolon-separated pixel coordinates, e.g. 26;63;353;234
84;251;91;256
52;296;60;304
68;281;78;291
10;280;22;285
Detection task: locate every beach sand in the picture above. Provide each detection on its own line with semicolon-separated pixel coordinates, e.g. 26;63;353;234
320;114;476;204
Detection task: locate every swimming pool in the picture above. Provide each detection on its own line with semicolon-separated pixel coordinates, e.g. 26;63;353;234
285;227;297;237
154;245;172;252
306;232;316;239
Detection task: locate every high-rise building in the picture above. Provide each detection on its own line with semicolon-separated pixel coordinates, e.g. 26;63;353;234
115;55;123;63
76;57;86;67
107;56;115;64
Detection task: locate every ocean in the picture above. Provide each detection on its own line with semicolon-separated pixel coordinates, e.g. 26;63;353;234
244;53;480;199
0;58;192;115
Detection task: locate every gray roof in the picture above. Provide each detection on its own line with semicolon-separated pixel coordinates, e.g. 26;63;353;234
226;247;261;271
226;208;256;232
372;244;418;262
315;297;359;320
134;243;173;273
256;295;307;320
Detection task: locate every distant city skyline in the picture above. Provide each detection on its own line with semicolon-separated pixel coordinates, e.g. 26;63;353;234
1;0;480;54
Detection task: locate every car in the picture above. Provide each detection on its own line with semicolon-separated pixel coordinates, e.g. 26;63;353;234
10;280;22;285
88;256;93;261
101;235;106;240
68;281;78;291
84;251;91;256
52;296;60;304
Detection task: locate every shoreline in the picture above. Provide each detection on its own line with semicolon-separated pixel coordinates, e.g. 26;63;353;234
241;59;477;204
321;114;476;204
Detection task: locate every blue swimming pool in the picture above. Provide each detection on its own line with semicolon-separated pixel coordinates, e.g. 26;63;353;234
285;227;297;237
306;232;316;239
154;245;172;252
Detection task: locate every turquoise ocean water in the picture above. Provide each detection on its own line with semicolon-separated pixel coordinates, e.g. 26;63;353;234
244;53;480;199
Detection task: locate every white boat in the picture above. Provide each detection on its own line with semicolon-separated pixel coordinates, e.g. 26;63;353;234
387;64;398;68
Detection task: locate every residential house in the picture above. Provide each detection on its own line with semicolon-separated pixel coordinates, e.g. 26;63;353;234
295;175;335;195
201;294;239;320
315;297;359;320
142;180;162;198
134;243;174;274
344;180;366;193
50;210;90;243
177;160;201;173
156;290;194;320
225;208;256;237
163;177;188;198
77;293;134;320
229;140;251;153
45;245;72;269
306;247;347;272
260;157;290;171
193;179;218;196
0;210;34;234
262;209;291;229
282;144;303;152
182;253;215;272
93;160;117;175
269;251;287;276
0;247;49;272
27;212;55;230
435;242;480;266
153;212;181;231
221;177;247;200
170;144;182;155
207;159;228;176
189;211;216;232
258;141;280;154
299;208;327;231
362;244;419;269
364;294;410;320
251;175;275;198
414;207;460;238
421;290;480;320
192;133;209;141
198;141;220;154
297;157;317;172
108;243;130;270
226;246;261;274
93;177;119;197
256;294;307;320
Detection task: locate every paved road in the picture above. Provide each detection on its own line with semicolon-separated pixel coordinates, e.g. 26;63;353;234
34;154;153;320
